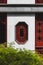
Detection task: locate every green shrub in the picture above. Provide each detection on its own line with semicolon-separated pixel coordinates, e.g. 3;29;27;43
0;42;7;48
0;47;43;65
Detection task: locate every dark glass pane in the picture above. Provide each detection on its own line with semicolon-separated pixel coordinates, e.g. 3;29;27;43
20;29;24;37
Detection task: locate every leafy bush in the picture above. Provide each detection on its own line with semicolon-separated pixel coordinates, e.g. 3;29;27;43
0;47;43;65
0;42;7;48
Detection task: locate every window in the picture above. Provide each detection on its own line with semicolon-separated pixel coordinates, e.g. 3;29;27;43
15;22;28;44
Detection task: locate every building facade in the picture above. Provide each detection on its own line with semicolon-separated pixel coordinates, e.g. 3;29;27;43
0;0;43;54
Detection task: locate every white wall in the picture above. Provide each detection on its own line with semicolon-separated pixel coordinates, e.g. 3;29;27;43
7;15;35;50
7;0;35;4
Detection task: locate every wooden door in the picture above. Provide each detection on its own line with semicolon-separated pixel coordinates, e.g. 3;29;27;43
0;13;7;44
0;0;7;46
35;13;43;54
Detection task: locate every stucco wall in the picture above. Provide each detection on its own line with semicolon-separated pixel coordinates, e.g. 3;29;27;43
7;0;35;4
7;15;35;50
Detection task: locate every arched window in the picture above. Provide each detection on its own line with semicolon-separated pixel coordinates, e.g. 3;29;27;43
15;22;28;44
